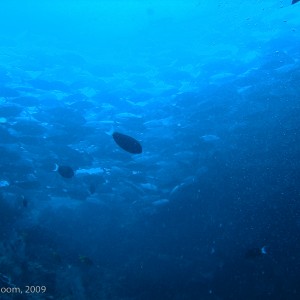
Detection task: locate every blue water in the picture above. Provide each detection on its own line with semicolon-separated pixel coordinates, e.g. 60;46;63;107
0;1;300;299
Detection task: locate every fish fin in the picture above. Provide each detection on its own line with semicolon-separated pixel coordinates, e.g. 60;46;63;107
261;246;268;255
105;126;114;136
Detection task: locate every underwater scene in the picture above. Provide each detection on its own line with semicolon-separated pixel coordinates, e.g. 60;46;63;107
0;0;300;299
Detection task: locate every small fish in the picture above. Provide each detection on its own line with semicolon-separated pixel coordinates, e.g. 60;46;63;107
152;199;169;206
169;176;196;198
140;183;157;191
76;167;104;175
245;246;268;259
0;180;10;187
14;180;40;189
54;164;75;178
0;117;7;124
292;0;300;4
21;196;29;208
52;251;62;264
201;134;220;142
79;255;93;266
112;132;142;154
89;183;96;195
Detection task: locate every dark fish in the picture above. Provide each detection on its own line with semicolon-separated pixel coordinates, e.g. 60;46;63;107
14;180;41;189
79;255;93;266
51;251;62;264
245;246;267;259
23;198;28;208
55;165;75;178
292;0;300;4
112;132;142;154
89;183;97;195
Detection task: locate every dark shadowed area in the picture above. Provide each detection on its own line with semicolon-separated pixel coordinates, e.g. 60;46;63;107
0;0;300;299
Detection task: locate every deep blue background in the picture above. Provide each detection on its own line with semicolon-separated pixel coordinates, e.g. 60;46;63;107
0;1;300;299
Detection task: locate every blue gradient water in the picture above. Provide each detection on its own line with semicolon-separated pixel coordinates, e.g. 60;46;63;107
0;1;299;299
